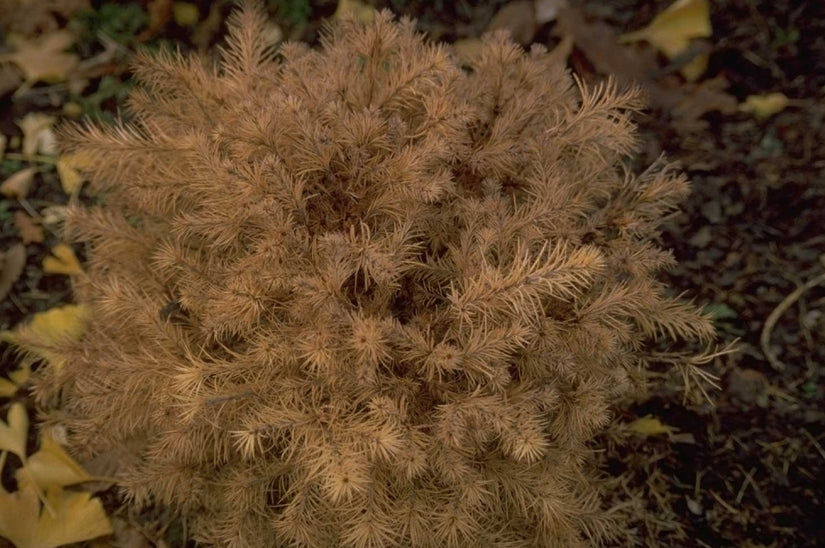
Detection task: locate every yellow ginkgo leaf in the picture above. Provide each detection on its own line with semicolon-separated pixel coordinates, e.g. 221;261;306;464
680;53;709;82
0;378;19;399
36;487;113;548
0;482;112;548
0;402;29;461
9;365;31;387
619;0;711;79
0;481;41;548
627;415;676;437
10;304;88;343
24;436;92;489
0;365;30;399
55;156;86;195
172;2;200;27
2;305;89;373
42;244;82;275
739;92;789;120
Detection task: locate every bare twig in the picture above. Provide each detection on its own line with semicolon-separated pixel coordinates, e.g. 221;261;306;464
760;271;825;371
801;428;825;463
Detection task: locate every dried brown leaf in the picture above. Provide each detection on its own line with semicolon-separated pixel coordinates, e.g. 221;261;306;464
486;1;537;46
0;243;26;302
14;211;45;244
0;167;37;198
1;29;81;84
18;113;58;157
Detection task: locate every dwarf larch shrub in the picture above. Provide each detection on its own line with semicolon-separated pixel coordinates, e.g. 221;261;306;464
26;3;717;546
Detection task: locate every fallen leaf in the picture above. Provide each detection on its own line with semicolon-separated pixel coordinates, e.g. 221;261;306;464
727;367;769;406
172;2;199;27
3;305;89;346
1;167;37;198
139;0;173;40
628;415;676;436
0;0;90;37
546;34;574;68
0;483;113;548
486;1;537;46
452;38;485;65
1;30;81;84
8;366;31;388
36;487;114;548
42;244;82;275
335;0;375;24
0;304;90;373
678;51;709;82
191;2;226;50
686;496;703;515
0;243;27;301
669;76;739;121
555;7;659;84
0;62;24;97
23;436;92;489
0;402;29;461
55;155;86;194
0;378;18;399
0;481;41;548
0;134;6;160
18;113;58;157
535;0;567;25
0;364;31;399
620;0;711;58
97;519;153;548
619;0;711;80
739;92;789;120
14;211;45;244
40;206;69;228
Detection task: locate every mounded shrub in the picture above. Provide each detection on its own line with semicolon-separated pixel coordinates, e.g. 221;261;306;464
25;3;717;546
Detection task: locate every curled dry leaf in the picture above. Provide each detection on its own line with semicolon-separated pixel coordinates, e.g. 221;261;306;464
0;167;37;198
18;113;58;157
14;211;45;244
486;1;537;46
40;206;69;228
535;0;567;25
556;6;658;84
0;29;80;85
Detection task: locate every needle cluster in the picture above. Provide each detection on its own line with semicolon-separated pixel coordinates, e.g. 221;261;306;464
29;3;716;546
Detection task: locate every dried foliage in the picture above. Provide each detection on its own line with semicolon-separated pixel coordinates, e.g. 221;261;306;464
24;2;717;546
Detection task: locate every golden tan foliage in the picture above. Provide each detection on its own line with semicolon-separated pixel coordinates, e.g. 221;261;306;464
21;2;717;546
